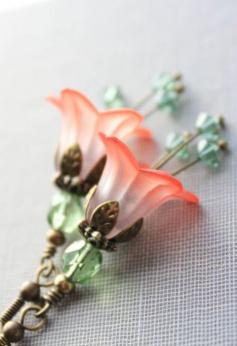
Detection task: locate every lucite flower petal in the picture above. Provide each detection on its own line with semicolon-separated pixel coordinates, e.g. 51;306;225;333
48;89;98;164
98;109;142;138
87;135;199;239
129;126;153;139
109;169;190;237
174;189;199;204
126;135;159;167
86;134;139;218
110;183;198;238
82;109;143;178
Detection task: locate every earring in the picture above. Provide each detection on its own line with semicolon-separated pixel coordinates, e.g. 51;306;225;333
0;89;229;346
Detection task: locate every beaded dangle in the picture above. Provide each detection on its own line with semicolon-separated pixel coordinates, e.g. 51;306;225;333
162;113;227;174
0;89;228;345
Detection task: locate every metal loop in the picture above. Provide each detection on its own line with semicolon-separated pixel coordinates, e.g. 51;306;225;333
40;255;55;268
36;259;57;287
20;305;47;332
35;302;51;318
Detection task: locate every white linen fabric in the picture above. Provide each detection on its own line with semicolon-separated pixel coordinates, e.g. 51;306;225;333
0;0;236;345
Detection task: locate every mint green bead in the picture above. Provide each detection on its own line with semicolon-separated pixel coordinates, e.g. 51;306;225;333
165;132;190;159
103;86;125;109
156;89;180;113
203;132;220;143
196;113;221;134
153;73;174;91
152;73;183;113
109;98;125;109
104;86;120;103
63;240;102;284
48;190;85;235
197;139;220;168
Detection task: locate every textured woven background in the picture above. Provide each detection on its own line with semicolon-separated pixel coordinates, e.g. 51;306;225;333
0;0;236;345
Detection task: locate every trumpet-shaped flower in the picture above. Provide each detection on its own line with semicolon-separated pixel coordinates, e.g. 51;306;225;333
48;89;157;182
86;134;199;239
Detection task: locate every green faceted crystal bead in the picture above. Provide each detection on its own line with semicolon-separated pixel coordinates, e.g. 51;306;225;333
152;73;183;113
103;86;125;109
48;190;85;235
155;89;180;113
203;132;220;144
153;72;175;91
197;139;221;168
63;240;102;284
165;132;190;159
196;113;221;134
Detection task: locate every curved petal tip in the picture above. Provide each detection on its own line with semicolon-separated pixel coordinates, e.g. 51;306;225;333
178;190;199;204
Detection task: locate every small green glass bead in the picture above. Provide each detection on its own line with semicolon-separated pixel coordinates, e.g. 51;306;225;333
197;139;220;168
63;240;102;284
152;73;183;113
48;190;85;235
153;73;174;91
109;98;125;109
165;132;190;160
104;86;120;103
103;86;125;109
155;89;180;113
203;132;220;143
196;113;221;134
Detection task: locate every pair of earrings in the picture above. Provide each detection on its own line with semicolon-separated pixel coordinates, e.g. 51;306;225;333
0;75;228;346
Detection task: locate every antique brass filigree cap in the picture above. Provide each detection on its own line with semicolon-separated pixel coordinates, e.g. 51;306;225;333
79;186;144;251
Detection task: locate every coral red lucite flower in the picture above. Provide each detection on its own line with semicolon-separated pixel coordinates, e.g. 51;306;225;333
80;134;199;250
49;89;158;194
